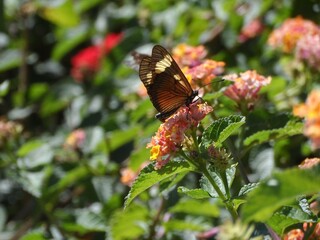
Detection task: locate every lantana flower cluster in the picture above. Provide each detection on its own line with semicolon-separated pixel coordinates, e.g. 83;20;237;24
268;16;320;70
293;89;320;149
223;70;272;111
147;103;213;169
64;129;86;150
172;44;225;90
71;33;123;82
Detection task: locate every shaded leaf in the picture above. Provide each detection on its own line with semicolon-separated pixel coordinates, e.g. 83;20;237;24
242;166;320;222
244;120;303;148
170;199;219;217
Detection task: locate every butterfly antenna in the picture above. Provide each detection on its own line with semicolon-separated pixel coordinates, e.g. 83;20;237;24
197;77;225;90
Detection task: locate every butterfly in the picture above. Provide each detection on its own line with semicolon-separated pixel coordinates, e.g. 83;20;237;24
139;45;199;122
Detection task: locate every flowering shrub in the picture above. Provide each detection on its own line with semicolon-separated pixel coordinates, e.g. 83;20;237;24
1;2;320;240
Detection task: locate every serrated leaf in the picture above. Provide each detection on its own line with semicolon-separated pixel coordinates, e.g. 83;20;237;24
201;115;245;148
124;160;196;208
242;166;320;222
238;183;259;197
266;213;301;235
110;204;148;240
170;199;219;217
177;187;211;199
244;120;303;148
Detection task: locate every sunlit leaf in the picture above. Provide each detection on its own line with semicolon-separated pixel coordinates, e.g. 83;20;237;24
39;0;79;27
177;187;211;199
201;115;245;148
124;159;196;208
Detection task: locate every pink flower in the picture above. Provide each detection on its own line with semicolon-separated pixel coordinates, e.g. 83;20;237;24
268;16;320;53
147;102;213;169
71;33;123;82
295;33;320;70
238;19;264;43
186;59;225;89
172;43;208;68
64;129;86;150
223;70;271;111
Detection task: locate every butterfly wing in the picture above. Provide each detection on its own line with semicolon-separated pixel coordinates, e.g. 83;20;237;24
139;45;196;121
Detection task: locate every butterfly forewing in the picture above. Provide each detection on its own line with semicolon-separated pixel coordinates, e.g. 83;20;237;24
138;45;198;121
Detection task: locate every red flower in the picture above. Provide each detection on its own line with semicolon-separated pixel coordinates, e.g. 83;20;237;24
71;32;123;82
101;32;124;54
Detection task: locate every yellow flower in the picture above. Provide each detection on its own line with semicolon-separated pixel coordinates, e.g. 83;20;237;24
150;145;161;160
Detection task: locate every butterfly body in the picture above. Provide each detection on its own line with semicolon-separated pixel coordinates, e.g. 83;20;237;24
139;45;198;122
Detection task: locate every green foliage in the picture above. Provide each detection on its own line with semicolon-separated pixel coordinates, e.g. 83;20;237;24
242;165;320;222
125;160;196;208
1;0;320;239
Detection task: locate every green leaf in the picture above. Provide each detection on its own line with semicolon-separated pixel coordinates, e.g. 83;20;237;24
177;186;211;199
39;0;79;27
164;219;210;232
44;166;89;200
75;209;106;231
108;126;139;151
200;164;237;198
110;204;148;240
0;205;7;232
0;80;10;97
18;144;54;169
201;115;245;148
238;183;259;197
244;120;303;148
242;166;320;222
266;213;301;235
17;140;44;157
170;199;219;217
159;172;187;193
21;232;46;240
124;159;196;208
0;49;21;72
52;26;90;61
77;0;103;13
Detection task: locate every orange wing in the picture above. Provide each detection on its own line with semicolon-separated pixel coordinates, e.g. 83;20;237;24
138;45;197;121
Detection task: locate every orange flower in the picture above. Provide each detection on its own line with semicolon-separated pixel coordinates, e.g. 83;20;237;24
293;89;320;149
223;70;271;111
147;102;213;169
120;161;149;186
283;229;304;240
268;16;320;53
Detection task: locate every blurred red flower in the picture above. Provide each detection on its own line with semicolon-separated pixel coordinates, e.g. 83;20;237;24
71;32;123;82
